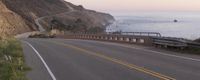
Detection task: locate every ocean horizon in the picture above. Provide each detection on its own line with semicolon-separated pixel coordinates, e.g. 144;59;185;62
107;12;200;40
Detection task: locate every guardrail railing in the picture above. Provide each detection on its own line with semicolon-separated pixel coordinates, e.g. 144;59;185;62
73;32;162;37
152;37;188;49
152;37;200;49
58;32;155;46
107;32;161;37
58;32;200;49
186;42;200;48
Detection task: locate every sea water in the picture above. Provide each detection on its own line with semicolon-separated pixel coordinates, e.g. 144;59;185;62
107;12;200;40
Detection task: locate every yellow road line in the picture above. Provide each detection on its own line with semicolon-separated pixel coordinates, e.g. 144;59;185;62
51;41;176;80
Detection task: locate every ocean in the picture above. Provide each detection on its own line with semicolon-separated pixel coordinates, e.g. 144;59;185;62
107;12;200;40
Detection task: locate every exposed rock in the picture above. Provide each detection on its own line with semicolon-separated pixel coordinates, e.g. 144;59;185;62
0;1;31;36
174;19;178;22
0;0;114;36
43;10;114;32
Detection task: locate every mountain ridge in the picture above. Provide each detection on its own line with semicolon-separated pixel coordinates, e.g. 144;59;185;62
0;0;114;36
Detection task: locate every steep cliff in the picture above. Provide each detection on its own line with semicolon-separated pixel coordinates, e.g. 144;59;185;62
0;0;114;36
0;1;31;36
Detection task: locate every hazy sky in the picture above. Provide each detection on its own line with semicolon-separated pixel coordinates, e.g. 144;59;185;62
66;0;200;12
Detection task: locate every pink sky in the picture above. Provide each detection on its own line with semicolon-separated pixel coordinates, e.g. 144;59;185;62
66;0;200;12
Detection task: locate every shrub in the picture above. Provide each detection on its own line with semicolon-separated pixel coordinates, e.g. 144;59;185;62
28;33;55;38
0;38;30;80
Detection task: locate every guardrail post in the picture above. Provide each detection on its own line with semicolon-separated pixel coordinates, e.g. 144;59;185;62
93;36;95;39
132;38;137;43
120;37;123;41
105;37;108;40
83;35;85;39
81;35;83;38
115;37;118;41
125;38;130;42
109;37;113;40
74;35;77;38
101;36;104;40
139;39;145;43
97;36;99;39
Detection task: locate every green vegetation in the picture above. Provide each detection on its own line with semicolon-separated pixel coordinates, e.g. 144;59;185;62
187;48;200;54
189;38;200;54
0;38;30;80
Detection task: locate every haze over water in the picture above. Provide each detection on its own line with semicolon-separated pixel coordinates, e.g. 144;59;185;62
66;0;200;40
107;12;200;40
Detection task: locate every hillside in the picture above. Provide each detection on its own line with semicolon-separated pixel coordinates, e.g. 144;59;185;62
0;1;31;36
0;0;114;36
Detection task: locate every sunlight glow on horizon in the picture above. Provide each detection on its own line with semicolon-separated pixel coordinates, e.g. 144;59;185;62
66;0;200;12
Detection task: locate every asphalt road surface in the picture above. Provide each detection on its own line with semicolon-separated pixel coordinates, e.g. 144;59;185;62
21;39;200;80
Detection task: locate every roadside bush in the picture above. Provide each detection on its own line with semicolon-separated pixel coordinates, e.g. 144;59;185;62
0;38;30;80
29;33;48;38
187;48;200;54
28;33;55;38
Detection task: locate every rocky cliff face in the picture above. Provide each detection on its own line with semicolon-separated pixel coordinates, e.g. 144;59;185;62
0;1;31;36
0;0;114;36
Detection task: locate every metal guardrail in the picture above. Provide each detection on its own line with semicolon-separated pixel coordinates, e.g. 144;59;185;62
72;32;161;37
107;32;162;37
60;31;200;49
59;32;155;46
152;37;188;48
187;42;200;48
152;37;200;49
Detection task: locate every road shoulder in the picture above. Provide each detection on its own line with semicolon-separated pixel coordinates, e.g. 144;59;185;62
21;41;52;80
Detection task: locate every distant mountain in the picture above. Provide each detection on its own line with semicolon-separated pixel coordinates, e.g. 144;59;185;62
0;0;114;36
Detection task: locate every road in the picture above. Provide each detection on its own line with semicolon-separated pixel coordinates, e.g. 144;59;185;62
21;39;200;80
35;17;46;32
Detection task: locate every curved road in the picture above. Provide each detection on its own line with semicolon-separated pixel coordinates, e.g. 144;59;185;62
21;39;200;80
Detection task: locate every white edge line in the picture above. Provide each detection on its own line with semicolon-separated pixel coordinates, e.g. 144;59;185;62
72;39;200;62
143;49;200;62
24;41;57;80
108;42;200;62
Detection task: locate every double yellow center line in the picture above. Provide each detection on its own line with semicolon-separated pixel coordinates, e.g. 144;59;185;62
51;41;176;80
